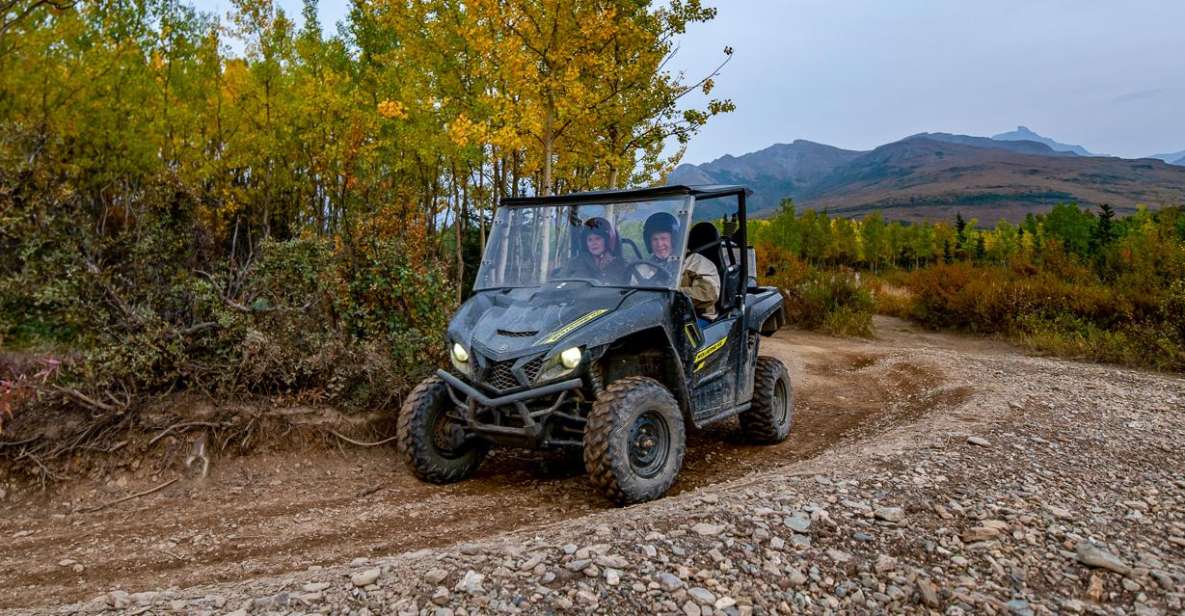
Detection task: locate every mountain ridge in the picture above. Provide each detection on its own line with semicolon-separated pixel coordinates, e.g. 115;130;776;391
668;129;1185;223
670;140;864;213
991;125;1094;156
1148;149;1185;166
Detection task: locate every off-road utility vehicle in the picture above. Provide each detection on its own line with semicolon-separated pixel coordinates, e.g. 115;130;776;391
397;185;792;505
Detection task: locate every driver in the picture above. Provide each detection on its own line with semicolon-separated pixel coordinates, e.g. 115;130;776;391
566;217;627;284
642;212;720;326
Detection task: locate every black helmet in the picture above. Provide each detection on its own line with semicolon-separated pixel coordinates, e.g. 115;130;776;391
581;217;618;255
643;212;680;254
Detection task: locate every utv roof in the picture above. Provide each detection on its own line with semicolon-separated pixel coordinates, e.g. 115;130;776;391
500;184;751;207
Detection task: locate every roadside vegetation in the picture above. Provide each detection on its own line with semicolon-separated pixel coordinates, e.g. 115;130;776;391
753;201;1185;372
0;0;732;465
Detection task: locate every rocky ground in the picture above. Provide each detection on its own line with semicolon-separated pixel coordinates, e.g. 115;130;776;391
2;316;1183;615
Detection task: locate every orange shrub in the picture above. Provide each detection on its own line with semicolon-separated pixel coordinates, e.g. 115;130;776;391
901;262;1185;371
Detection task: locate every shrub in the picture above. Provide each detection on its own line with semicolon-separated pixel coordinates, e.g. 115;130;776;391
1;207;455;420
900;262;1185;372
785;271;875;337
864;275;914;319
756;242;875;337
755;241;811;290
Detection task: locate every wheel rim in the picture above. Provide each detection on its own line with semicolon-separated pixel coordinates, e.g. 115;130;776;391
773;378;789;426
628;410;670;479
430;405;466;459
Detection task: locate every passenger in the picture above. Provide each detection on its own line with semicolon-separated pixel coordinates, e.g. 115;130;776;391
566;217;627;284
642;212;720;327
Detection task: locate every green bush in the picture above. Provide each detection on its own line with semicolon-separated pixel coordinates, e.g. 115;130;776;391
1;205;454;415
784;271;875;337
754;242;876;337
902;262;1185;372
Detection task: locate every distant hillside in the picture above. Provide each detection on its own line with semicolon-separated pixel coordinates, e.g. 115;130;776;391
918;132;1073;157
667;140;863;213
991;126;1094;156
1149;149;1185;165
799;137;1185;222
669;132;1185;223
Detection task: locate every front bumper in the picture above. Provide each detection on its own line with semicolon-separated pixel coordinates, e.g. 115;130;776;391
436;370;585;448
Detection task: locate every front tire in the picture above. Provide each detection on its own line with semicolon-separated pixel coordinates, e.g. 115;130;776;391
584;377;686;505
398;375;487;483
739;356;794;443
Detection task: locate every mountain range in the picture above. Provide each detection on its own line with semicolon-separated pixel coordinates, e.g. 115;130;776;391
1149;149;1185;166
669;128;1185;223
991;126;1095;156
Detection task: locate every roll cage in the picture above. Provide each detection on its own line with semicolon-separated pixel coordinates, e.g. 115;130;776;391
496;184;753;296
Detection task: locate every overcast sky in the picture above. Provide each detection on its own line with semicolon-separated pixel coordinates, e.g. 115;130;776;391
194;0;1185;164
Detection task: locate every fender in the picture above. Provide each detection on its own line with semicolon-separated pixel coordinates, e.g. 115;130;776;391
571;291;696;424
745;287;786;336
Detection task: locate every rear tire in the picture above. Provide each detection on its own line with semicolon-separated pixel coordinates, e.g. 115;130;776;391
584;377;685;505
740;356;794;443
398;375;487;483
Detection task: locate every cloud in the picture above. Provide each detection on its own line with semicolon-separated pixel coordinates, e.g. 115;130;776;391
1111;88;1167;104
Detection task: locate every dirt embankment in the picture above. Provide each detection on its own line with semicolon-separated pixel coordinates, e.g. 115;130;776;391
1;316;1182;615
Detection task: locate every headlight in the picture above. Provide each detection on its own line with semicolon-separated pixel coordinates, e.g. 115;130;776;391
560;346;582;369
450;343;471;376
536;347;583;383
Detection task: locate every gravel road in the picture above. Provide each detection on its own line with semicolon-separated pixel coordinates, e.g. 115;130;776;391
2;316;1182;615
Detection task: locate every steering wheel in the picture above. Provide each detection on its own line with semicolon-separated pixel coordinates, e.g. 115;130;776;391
627;260;673;285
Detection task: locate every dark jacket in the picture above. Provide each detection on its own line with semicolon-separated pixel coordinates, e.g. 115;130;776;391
566;253;628;285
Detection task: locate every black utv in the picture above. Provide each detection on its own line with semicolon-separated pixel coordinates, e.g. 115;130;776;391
397;185;792;505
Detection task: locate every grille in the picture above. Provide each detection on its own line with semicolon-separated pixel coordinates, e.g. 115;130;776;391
481;355;546;391
485;361;520;391
497;329;538;338
522;356;544;382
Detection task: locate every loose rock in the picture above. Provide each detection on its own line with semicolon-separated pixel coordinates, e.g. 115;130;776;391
690;523;725;536
351;568;380;588
454;570;484;594
1076;541;1132;576
688;587;716;604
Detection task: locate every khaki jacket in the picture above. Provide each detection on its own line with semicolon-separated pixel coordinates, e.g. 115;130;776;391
679;253;720;320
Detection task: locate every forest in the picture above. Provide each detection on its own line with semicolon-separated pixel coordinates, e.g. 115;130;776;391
3;0;1183;440
752;201;1185;371
0;0;732;425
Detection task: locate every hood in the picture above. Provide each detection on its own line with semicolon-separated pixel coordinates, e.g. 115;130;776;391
449;283;635;361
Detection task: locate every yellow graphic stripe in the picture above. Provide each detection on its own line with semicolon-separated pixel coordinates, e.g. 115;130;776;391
539;309;609;345
694;336;728;372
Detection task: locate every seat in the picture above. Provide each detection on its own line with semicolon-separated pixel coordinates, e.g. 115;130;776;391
687;222;740;315
688;221;723;267
721;231;746;305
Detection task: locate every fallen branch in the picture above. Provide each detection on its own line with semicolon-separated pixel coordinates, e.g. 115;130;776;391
224;298;314;315
148;421;232;446
52;385;123;413
0;435;39;448
44;412;131;461
79;477;179;513
329;429;398;448
15;450;59;487
77;439;128;454
155;546;185;560
356;484;384;497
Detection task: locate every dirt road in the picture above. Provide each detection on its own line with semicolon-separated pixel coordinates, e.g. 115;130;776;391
2;317;1181;614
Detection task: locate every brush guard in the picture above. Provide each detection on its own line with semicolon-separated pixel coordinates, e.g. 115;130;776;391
436;370;587;448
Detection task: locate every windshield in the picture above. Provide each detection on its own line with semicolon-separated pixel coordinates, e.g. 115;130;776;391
475;196;692;290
